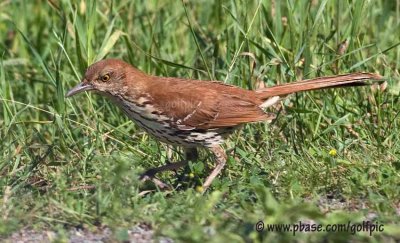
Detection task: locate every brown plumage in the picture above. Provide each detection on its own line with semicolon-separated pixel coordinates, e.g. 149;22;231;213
66;59;384;191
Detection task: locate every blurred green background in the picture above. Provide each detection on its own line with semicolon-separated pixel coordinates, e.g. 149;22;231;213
0;0;399;242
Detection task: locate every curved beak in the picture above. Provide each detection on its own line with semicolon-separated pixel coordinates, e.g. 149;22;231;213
65;81;94;97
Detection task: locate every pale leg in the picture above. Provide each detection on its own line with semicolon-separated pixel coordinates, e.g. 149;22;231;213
202;145;227;191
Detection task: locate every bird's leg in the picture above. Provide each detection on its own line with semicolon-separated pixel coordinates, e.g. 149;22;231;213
140;148;198;189
202;145;227;191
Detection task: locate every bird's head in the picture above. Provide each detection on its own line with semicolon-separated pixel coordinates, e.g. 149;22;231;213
66;59;144;97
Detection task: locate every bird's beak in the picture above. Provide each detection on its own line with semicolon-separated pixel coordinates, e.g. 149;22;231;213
65;81;94;97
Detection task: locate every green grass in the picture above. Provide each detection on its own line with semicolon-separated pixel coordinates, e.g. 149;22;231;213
1;0;399;242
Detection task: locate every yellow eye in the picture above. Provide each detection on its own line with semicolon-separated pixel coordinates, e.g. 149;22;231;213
100;74;110;82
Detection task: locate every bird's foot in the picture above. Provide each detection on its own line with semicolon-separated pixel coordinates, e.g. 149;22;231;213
139;172;171;190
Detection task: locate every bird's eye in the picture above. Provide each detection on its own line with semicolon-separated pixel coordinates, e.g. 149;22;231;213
100;74;110;82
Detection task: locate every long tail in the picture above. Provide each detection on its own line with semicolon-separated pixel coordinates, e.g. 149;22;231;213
256;72;384;100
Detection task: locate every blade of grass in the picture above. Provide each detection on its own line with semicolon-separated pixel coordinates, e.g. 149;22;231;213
182;1;212;79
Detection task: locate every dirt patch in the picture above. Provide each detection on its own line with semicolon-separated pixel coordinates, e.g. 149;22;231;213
2;225;173;243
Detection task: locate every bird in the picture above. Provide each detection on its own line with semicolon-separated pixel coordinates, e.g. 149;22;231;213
66;59;383;191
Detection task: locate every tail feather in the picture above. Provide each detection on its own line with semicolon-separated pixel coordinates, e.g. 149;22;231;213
256;72;384;100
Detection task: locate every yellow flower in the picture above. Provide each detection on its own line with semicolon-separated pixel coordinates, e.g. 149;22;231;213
329;149;337;156
195;186;204;193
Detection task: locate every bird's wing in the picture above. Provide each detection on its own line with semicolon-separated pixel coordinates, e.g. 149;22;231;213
146;78;274;130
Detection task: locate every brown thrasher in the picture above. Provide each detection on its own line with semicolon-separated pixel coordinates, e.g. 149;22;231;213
66;59;383;191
